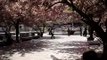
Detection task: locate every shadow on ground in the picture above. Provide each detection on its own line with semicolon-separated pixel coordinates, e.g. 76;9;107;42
0;39;49;60
0;36;62;60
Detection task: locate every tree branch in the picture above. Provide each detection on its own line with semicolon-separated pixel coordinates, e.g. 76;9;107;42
68;0;105;40
46;1;63;10
47;0;105;40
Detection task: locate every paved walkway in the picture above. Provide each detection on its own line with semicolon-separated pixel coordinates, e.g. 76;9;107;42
0;33;102;60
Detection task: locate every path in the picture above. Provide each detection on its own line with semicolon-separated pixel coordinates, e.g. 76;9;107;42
0;33;102;60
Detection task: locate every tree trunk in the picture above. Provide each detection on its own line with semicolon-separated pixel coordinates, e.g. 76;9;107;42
40;24;45;37
102;22;107;60
88;26;94;41
38;28;43;37
5;32;13;45
83;27;87;37
42;24;45;33
102;41;107;60
15;20;19;43
40;31;43;37
80;26;82;36
105;0;107;7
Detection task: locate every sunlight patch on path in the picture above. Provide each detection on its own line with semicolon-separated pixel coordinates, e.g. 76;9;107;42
43;34;87;43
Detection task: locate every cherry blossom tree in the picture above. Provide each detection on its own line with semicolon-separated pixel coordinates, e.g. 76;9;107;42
48;0;107;59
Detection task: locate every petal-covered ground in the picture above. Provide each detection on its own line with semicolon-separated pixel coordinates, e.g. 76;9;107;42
0;33;102;60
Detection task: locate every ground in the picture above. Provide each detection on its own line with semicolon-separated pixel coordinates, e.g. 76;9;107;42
0;33;102;60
